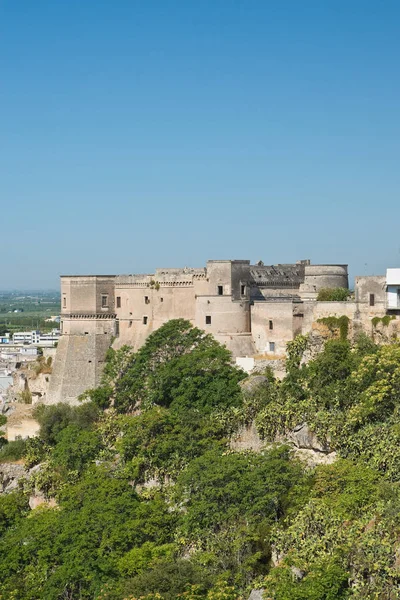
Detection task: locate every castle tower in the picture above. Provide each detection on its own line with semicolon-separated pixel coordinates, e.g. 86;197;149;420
47;276;116;404
195;260;255;356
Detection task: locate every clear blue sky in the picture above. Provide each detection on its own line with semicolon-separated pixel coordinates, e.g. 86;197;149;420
1;0;399;289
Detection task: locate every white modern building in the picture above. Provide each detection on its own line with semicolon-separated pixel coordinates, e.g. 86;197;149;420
386;269;400;310
12;329;60;347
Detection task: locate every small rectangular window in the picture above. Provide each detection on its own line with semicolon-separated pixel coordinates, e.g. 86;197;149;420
129;320;132;327
116;296;121;308
144;296;150;304
369;293;375;307
143;316;148;325
269;320;273;330
269;342;275;352
115;320;120;336
101;295;108;308
160;297;164;302
205;315;211;325
217;285;223;296
63;297;66;308
241;285;246;295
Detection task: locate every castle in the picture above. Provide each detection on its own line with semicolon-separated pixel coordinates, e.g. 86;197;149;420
47;259;400;404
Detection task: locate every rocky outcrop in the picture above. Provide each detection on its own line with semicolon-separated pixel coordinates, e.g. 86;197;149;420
0;461;57;509
248;590;264;600
294;447;337;468
240;375;269;395
300;330;326;365
288;422;330;453
0;462;26;493
230;422;264;452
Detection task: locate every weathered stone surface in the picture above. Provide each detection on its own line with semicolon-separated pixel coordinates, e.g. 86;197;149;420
240;375;269;395
294;448;337;468
230;422;264;452
289;422;329;452
29;492;57;510
291;566;305;580
248;590;265;600
0;462;26;493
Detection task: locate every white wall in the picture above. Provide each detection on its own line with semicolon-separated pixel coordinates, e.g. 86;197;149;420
387;286;400;309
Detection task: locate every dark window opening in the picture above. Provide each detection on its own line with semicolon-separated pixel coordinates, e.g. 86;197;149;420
116;296;121;308
101;295;108;308
269;320;273;330
115;321;120;336
241;285;246;295
160;297;164;302
217;285;223;296
84;332;89;335
129;320;132;327
143;316;148;325
269;342;275;352
63;297;66;308
206;315;211;325
145;296;150;304
369;293;375;306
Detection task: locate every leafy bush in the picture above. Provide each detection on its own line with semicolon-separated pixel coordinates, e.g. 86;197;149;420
0;439;27;462
34;401;100;445
317;287;351;301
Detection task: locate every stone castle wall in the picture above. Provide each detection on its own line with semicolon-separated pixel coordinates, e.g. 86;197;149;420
47;260;398;405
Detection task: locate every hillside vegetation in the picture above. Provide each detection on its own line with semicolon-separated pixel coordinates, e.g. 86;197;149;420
1;320;400;599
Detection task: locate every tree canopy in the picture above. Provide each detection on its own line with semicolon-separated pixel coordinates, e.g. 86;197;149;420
1;320;400;599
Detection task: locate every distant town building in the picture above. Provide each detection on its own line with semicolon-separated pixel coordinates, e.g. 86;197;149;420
12;329;60;347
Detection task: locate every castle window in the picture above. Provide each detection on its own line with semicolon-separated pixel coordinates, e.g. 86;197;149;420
144;296;150;304
63;296;66;308
217;286;223;296
143;316;148;325
129;320;132;327
116;296;121;308
269;342;275;352
241;285;246;296
160;297;164;302
269;320;273;330
115;320;119;336
206;315;211;325
101;295;108;308
369;293;375;306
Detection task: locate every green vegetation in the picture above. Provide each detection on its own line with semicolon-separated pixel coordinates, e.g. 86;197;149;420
371;314;396;328
316;287;351;302
0;439;27;462
317;315;350;340
1;320;400;599
0;290;60;335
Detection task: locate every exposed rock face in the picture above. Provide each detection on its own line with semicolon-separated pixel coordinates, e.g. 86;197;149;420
230;422;264;452
0;462;26;493
252;359;286;379
301;330;325;364
288;422;330;452
248;590;265;600
240;375;269;395
29;491;57;510
4;402;40;441
294;448;337;468
0;462;57;509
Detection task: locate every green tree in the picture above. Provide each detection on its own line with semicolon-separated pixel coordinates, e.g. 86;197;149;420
316;288;351;301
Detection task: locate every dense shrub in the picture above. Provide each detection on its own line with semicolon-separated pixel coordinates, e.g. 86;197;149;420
1;321;400;599
317;287;351;301
0;439;27;462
